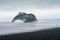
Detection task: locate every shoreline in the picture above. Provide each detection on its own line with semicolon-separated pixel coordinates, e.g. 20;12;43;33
0;27;60;40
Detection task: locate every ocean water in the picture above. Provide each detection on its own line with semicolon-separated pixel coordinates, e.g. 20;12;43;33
0;19;60;35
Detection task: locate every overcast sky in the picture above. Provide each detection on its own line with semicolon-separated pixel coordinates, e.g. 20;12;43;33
0;0;60;22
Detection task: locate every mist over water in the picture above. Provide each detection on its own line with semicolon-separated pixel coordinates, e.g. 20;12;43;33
0;0;60;35
0;0;60;22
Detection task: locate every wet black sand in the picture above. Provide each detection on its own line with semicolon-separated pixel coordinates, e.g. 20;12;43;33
0;27;60;40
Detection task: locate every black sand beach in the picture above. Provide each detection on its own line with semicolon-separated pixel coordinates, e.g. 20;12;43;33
0;0;60;40
0;27;60;40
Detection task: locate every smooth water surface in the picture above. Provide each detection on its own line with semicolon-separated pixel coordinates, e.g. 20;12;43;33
0;19;60;35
